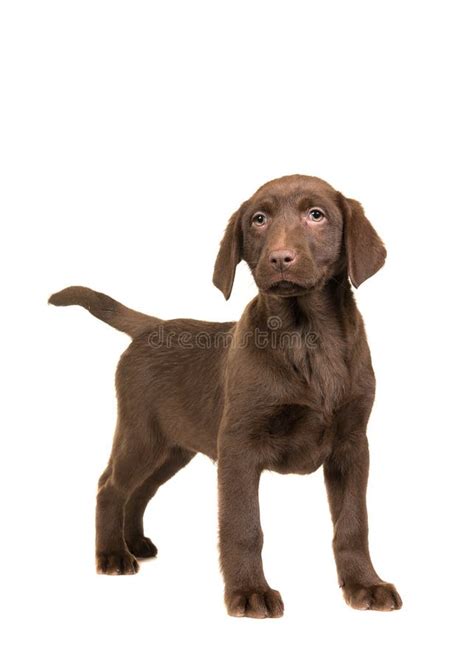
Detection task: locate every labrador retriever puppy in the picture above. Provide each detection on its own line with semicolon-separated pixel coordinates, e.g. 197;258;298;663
49;174;402;617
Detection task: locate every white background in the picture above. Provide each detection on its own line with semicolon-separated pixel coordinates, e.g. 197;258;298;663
1;1;473;661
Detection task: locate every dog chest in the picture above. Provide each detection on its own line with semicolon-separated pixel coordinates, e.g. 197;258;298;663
254;403;335;475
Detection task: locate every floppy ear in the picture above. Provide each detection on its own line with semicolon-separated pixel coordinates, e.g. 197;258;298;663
212;206;245;300
340;195;387;288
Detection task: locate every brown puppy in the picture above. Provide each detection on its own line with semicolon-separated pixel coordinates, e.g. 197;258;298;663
49;174;401;617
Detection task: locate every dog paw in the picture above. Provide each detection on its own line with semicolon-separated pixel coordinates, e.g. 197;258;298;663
96;550;139;575
342;581;402;611
126;536;158;559
226;588;284;619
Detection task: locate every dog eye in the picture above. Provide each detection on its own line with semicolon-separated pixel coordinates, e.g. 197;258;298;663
308;208;325;222
252;213;268;227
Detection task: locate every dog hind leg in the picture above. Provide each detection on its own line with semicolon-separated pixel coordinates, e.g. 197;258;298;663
124;446;196;558
95;421;169;575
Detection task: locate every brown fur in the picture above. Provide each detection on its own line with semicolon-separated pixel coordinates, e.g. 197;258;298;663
49;174;401;617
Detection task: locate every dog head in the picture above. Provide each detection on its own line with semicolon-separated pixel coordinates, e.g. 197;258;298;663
213;174;386;299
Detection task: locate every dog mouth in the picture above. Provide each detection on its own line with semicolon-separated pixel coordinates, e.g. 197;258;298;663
265;279;313;296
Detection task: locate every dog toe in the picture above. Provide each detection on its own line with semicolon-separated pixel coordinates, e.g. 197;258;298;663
96;551;139;575
226;588;284;618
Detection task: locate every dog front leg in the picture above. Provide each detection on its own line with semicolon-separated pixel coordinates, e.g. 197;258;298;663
217;443;284;618
324;435;402;611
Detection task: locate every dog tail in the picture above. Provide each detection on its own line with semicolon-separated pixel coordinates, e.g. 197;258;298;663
48;286;160;338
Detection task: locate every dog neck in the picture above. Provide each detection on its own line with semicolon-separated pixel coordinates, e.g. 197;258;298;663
253;274;352;334
244;275;353;402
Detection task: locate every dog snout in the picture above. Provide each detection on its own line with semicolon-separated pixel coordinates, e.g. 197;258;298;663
269;249;297;272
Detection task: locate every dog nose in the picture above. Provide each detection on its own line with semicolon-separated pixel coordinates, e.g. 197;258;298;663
269;249;297;272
